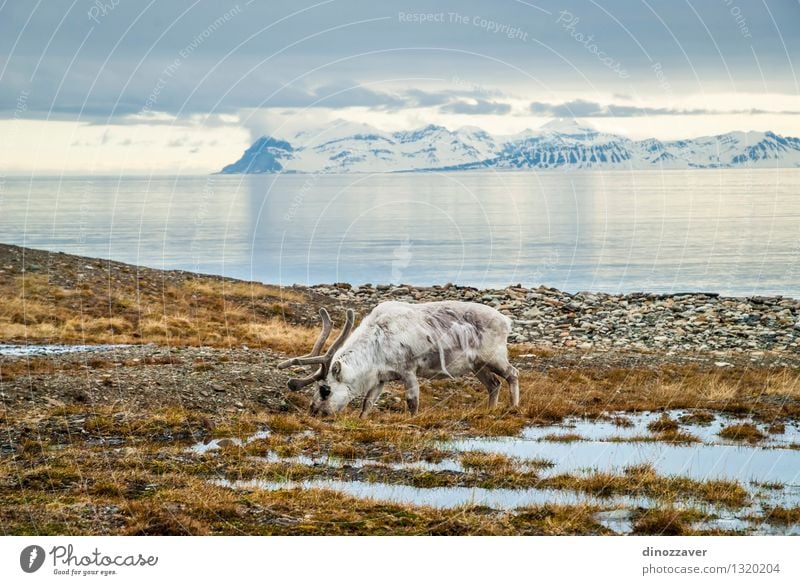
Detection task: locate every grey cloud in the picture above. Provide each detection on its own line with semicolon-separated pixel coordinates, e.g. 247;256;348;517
403;89;455;107
1;0;797;121
441;99;512;114
403;86;506;107
529;99;800;117
303;83;407;109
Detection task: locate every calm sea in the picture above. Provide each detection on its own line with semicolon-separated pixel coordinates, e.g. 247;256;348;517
1;169;798;296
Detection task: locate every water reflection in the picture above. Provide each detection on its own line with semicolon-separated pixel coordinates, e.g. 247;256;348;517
1;170;798;295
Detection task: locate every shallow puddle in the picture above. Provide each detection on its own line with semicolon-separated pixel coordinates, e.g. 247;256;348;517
214;478;651;510
594;509;635;534
447;411;800;486
189;430;270;454
263;453;467;473
215;477;797;535
203;410;800;534
520;410;800;448
0;343;131;357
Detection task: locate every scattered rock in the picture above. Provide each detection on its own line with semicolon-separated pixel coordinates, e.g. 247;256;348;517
305;283;799;353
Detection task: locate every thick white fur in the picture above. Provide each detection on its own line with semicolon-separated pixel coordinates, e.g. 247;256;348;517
309;301;518;417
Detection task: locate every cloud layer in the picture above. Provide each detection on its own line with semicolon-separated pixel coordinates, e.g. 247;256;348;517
528;99;800;118
1;0;798;121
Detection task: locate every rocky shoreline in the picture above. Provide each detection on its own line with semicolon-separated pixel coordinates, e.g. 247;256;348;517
304;283;800;356
1;243;798;359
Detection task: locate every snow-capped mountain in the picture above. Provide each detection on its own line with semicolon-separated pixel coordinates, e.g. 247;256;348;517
219;118;800;174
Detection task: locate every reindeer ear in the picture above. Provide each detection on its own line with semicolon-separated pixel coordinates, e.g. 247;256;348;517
331;361;342;381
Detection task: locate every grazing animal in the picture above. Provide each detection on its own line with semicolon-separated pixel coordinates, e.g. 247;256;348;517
279;300;519;417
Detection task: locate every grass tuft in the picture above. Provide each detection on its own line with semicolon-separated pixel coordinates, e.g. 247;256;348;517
647;414;679;434
719;423;766;443
762;506;800;526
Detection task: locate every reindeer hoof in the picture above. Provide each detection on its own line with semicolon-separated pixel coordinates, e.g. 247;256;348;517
406;397;419;415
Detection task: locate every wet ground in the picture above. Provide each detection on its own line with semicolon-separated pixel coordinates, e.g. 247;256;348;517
2;245;799;535
0;344;132;357
192;410;800;535
3;341;800;535
449;412;800;484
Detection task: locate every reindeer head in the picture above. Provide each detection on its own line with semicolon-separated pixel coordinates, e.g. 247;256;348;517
278;308;355;417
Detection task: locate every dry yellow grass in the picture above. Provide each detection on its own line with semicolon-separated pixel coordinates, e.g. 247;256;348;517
0;394;778;536
0;272;316;353
719;423;767;443
762;506;800;526
540;464;748;508
330;363;800;433
511;366;800;420
0;433;610;535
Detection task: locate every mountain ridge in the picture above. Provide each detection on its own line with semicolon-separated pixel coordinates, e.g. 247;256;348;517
219;119;800;174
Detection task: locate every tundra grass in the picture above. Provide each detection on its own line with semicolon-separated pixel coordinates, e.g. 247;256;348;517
718;423;767;443
0;272;317;352
0;448;610;535
538;464;748;508
630;507;712;536
761;506;800;526
1;400;760;537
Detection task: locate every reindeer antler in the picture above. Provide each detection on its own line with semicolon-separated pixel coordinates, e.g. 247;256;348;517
279;308;355;390
279;308;331;390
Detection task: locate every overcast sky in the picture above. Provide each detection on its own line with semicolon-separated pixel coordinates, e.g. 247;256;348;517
1;0;798;173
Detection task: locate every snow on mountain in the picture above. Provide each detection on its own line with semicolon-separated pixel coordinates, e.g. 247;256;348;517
219;136;294;174
537;117;598;137
219;119;800;174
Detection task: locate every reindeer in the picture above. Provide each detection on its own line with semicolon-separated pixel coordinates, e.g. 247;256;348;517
278;301;519;417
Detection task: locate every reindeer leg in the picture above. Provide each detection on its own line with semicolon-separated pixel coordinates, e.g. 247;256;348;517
488;361;519;408
402;373;420;415
359;383;384;419
474;366;501;407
